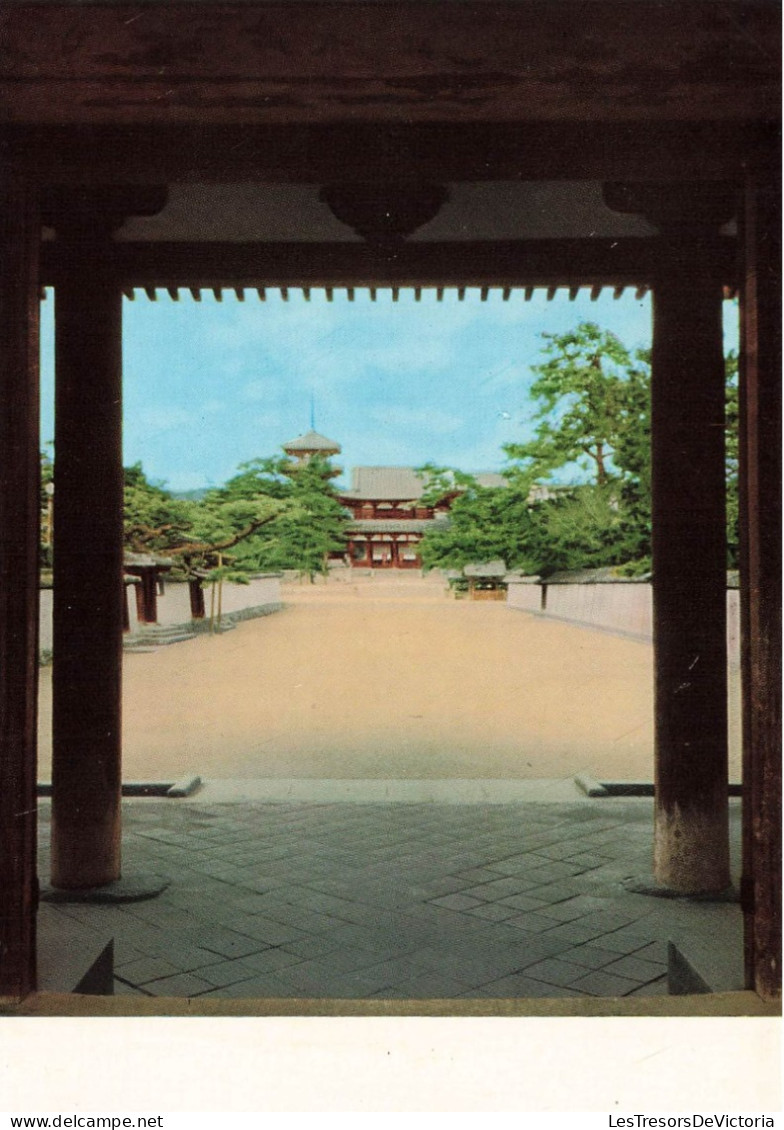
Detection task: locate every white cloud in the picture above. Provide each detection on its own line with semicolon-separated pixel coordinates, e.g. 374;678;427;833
135;405;195;432
367;405;463;435
240;378;290;402
201;399;225;415
249;409;286;432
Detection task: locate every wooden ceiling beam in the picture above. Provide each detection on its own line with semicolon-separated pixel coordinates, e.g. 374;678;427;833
2;123;773;186
1;3;777;126
40;237;738;289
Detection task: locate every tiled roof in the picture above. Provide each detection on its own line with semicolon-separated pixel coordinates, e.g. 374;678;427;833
124;552;173;568
282;430;341;453
464;559;507;577
475;472;508;489
340;466;509;500
346;519;435;534
340;466;427;501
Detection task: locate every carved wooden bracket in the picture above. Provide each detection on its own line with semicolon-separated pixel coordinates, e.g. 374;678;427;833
319;183;449;247
41;186;168;239
602;182;738;236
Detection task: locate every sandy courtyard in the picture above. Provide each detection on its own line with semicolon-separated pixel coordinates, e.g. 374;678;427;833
36;573;739;783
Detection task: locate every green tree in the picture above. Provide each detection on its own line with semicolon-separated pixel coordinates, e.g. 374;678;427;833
419;473;539;573
209;456;293;503
505;322;651;488
499;322;653;573
523;485;651;576
419;326;655;577
194;456;292;576
123;462;198;557
503;322;738;573
725;349;740;568
123;461;285;581
40;446;55;567
258;456;348;581
204;453;348;581
383;322;739;579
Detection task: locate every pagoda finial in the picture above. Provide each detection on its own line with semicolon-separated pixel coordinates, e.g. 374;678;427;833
310;393;316;432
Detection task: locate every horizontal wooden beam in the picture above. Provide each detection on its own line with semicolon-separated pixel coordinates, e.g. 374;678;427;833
39;237;739;289
3;122;774;186
1;3;778;126
44;284;670;303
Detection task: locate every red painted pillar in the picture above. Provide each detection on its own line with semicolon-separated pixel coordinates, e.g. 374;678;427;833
0;172;41;996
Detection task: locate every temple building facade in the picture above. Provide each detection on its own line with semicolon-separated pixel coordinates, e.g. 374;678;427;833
339;465;451;568
281;428;507;569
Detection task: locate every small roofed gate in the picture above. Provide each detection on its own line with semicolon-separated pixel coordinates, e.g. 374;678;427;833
0;1;779;1005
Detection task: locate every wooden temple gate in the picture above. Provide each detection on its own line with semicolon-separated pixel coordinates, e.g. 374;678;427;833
0;1;779;1005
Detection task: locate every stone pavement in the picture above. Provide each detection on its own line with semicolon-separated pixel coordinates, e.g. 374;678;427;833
37;786;743;1003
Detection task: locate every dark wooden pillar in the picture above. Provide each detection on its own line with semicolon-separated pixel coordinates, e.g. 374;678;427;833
650;190;735;894
651;253;729;893
137;568;158;624
189;578;206;620
50;216;125;889
0;173;40;996
45;188;165;891
739;170;782;1000
606;184;735;894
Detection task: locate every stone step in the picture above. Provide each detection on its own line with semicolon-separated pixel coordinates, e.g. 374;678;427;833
668;917;745;994
128;625;198;646
191;618;237;634
37;904;114;995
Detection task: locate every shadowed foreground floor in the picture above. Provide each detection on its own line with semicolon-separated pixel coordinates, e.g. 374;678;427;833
38;792;743;1003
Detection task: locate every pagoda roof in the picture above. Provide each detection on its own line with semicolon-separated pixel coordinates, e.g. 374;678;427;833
282;430;341;454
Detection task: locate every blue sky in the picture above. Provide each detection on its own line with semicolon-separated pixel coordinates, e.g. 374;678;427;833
40;288;738;494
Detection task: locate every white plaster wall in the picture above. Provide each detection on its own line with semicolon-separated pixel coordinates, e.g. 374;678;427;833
727;589;740;661
505;582;542;613
544;582;653;638
37;574;282;651
210;574;281;615
154;581;193;626
39;582;153;647
39;588;53;651
507;580;740;661
155;575;281;626
126;584;142;634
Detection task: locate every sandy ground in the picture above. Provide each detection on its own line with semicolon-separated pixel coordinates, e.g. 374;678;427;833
36;573;740;782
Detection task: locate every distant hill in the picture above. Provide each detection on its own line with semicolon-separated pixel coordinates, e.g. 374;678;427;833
171;488;211;501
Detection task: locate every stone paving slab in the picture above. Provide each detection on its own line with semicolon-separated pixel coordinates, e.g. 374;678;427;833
36;792;742;1005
